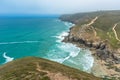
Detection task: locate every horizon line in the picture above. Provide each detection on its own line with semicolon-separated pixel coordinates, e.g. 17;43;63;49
0;14;60;18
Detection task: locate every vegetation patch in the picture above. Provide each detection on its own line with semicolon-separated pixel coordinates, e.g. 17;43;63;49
0;57;101;80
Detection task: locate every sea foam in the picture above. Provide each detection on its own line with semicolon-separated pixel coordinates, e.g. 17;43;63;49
0;41;40;45
64;22;75;28
48;22;80;63
52;21;94;72
82;51;94;71
49;43;80;63
53;31;69;43
46;21;94;72
3;52;14;63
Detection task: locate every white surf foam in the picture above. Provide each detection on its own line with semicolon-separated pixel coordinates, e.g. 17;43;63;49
50;57;70;63
64;22;75;28
49;22;80;63
52;22;74;43
83;51;94;71
47;42;80;63
78;50;94;71
0;41;40;45
59;43;80;63
53;56;71;63
53;31;69;43
49;21;94;72
3;52;14;63
63;22;94;71
50;59;63;63
61;49;94;72
57;43;80;58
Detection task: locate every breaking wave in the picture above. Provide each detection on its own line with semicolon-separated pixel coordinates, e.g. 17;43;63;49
53;31;69;43
48;21;94;72
0;41;40;45
3;52;14;63
64;22;75;28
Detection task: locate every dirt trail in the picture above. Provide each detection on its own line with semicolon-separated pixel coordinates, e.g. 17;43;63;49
92;26;97;37
112;23;120;42
36;62;49;73
87;16;98;26
87;16;98;37
35;62;71;80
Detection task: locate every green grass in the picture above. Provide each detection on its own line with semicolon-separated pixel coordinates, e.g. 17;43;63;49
116;23;120;39
92;14;120;31
0;57;101;80
61;10;120;49
91;13;120;48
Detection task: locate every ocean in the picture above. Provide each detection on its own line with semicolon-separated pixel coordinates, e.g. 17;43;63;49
0;17;94;72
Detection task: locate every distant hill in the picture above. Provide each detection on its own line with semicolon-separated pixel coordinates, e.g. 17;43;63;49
0;57;101;80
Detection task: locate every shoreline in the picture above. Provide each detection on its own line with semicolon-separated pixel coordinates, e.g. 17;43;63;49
62;21;120;79
60;21;98;73
60;22;98;74
59;21;94;72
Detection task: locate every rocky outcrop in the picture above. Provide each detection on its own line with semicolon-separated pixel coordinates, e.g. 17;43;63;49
62;18;120;78
60;11;120;79
63;32;120;64
62;25;120;79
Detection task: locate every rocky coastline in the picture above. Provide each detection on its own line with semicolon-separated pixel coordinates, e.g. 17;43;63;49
60;11;120;79
63;29;120;78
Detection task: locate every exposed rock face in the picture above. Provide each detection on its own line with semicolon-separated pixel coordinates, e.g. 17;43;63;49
60;11;120;78
63;25;120;65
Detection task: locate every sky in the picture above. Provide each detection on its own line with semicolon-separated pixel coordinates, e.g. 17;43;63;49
0;0;120;15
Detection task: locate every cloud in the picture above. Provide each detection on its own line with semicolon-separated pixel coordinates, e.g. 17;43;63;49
0;0;120;15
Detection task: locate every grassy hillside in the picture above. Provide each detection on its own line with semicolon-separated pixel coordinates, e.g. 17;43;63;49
92;14;120;48
0;57;101;80
60;10;120;49
116;23;120;39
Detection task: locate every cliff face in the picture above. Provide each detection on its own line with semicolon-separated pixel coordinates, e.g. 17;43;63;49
63;25;120;64
0;57;101;80
60;10;120;78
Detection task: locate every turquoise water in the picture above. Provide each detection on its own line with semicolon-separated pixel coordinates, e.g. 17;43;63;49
0;17;94;72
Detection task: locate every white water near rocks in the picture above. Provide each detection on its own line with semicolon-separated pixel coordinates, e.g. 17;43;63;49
46;21;94;72
0;18;94;73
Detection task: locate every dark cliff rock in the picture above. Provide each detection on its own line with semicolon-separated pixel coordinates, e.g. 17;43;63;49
60;10;120;79
60;11;120;66
63;31;120;65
